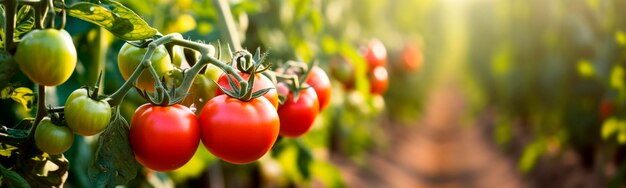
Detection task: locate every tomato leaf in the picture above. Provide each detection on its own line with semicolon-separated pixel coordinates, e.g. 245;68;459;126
88;107;139;187
14;6;33;40
0;86;34;111
0;164;29;188
66;0;157;41
295;140;312;180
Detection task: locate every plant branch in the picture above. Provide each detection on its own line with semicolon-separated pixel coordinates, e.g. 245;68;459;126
213;0;242;51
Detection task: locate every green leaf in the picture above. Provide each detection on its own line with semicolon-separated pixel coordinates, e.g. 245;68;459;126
88;107;139;187
14;6;33;39
67;0;157;41
1;86;34;111
0;164;29;188
517;140;545;173
310;160;346;188
602;118;620;140
295;140;312;180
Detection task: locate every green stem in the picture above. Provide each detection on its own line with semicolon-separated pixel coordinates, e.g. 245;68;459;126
213;0;242;51
30;85;46;140
4;0;17;52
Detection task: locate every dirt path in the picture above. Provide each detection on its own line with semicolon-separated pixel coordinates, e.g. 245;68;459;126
333;84;527;188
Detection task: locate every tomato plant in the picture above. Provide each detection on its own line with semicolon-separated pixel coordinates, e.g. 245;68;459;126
369;66;389;95
198;94;279;164
64;88;112;136
118;42;174;92
129;104;200;171
277;86;320;138
215;72;279;109
34;117;74;155
306;66;332;110
14;29;77;86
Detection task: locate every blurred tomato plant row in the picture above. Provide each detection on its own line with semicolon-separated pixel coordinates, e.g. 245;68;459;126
464;0;626;186
0;0;431;187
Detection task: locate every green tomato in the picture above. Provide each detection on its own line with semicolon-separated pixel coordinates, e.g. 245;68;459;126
35;117;74;155
118;42;174;92
64;88;112;136
15;29;77;86
181;65;222;113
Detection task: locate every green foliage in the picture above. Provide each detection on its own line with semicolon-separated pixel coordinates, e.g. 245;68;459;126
0;86;34;111
0;164;29;188
88;107;139;187
67;0;157;40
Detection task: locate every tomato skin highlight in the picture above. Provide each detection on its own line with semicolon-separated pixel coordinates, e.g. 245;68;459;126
215;72;279;109
64;88;112;136
15;29;77;86
199;95;279;164
363;39;387;70
277;87;320;138
118;42;174;92
35;117;74;155
130;104;200;172
306;66;332;110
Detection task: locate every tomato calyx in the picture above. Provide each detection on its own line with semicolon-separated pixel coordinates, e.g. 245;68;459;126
274;60;318;103
217;50;273;101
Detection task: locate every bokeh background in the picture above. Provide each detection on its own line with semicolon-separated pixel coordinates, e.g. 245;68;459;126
2;0;626;187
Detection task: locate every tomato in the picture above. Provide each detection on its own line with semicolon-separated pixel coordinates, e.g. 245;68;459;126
215;72;279;109
600;99;615;120
130;104;200;171
34;117;74;155
363;39;387;70
330;55;355;89
369;66;389;94
402;43;423;72
118;42;174;92
277;86;319;138
14;29;77;86
199;95;279;164
305;66;332;110
64;88;112;136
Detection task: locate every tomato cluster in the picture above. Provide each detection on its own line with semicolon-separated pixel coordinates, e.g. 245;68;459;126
116;44;333;170
364;39;390;95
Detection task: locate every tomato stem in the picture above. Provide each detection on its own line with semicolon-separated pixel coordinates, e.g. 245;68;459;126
3;0;17;52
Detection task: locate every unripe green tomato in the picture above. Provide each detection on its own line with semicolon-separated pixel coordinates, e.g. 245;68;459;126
15;29;77;86
181;64;223;111
64;88;112;136
118;43;174;92
35;117;74;155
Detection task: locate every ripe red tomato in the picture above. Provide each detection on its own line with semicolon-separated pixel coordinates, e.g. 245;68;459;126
363;39;387;70
369;66;389;94
215;72;279;109
277;86;319;138
402;43;423;72
130;104;200;172
199;95;279;164
305;66;332;110
599;100;615;120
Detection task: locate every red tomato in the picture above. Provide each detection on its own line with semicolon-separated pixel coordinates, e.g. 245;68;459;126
305;66;332;110
199;95;279;164
402;43;423;72
130;104;200;172
363;39;387;70
215;72;279;109
277;86;319;137
600;100;615;120
370;66;389;94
